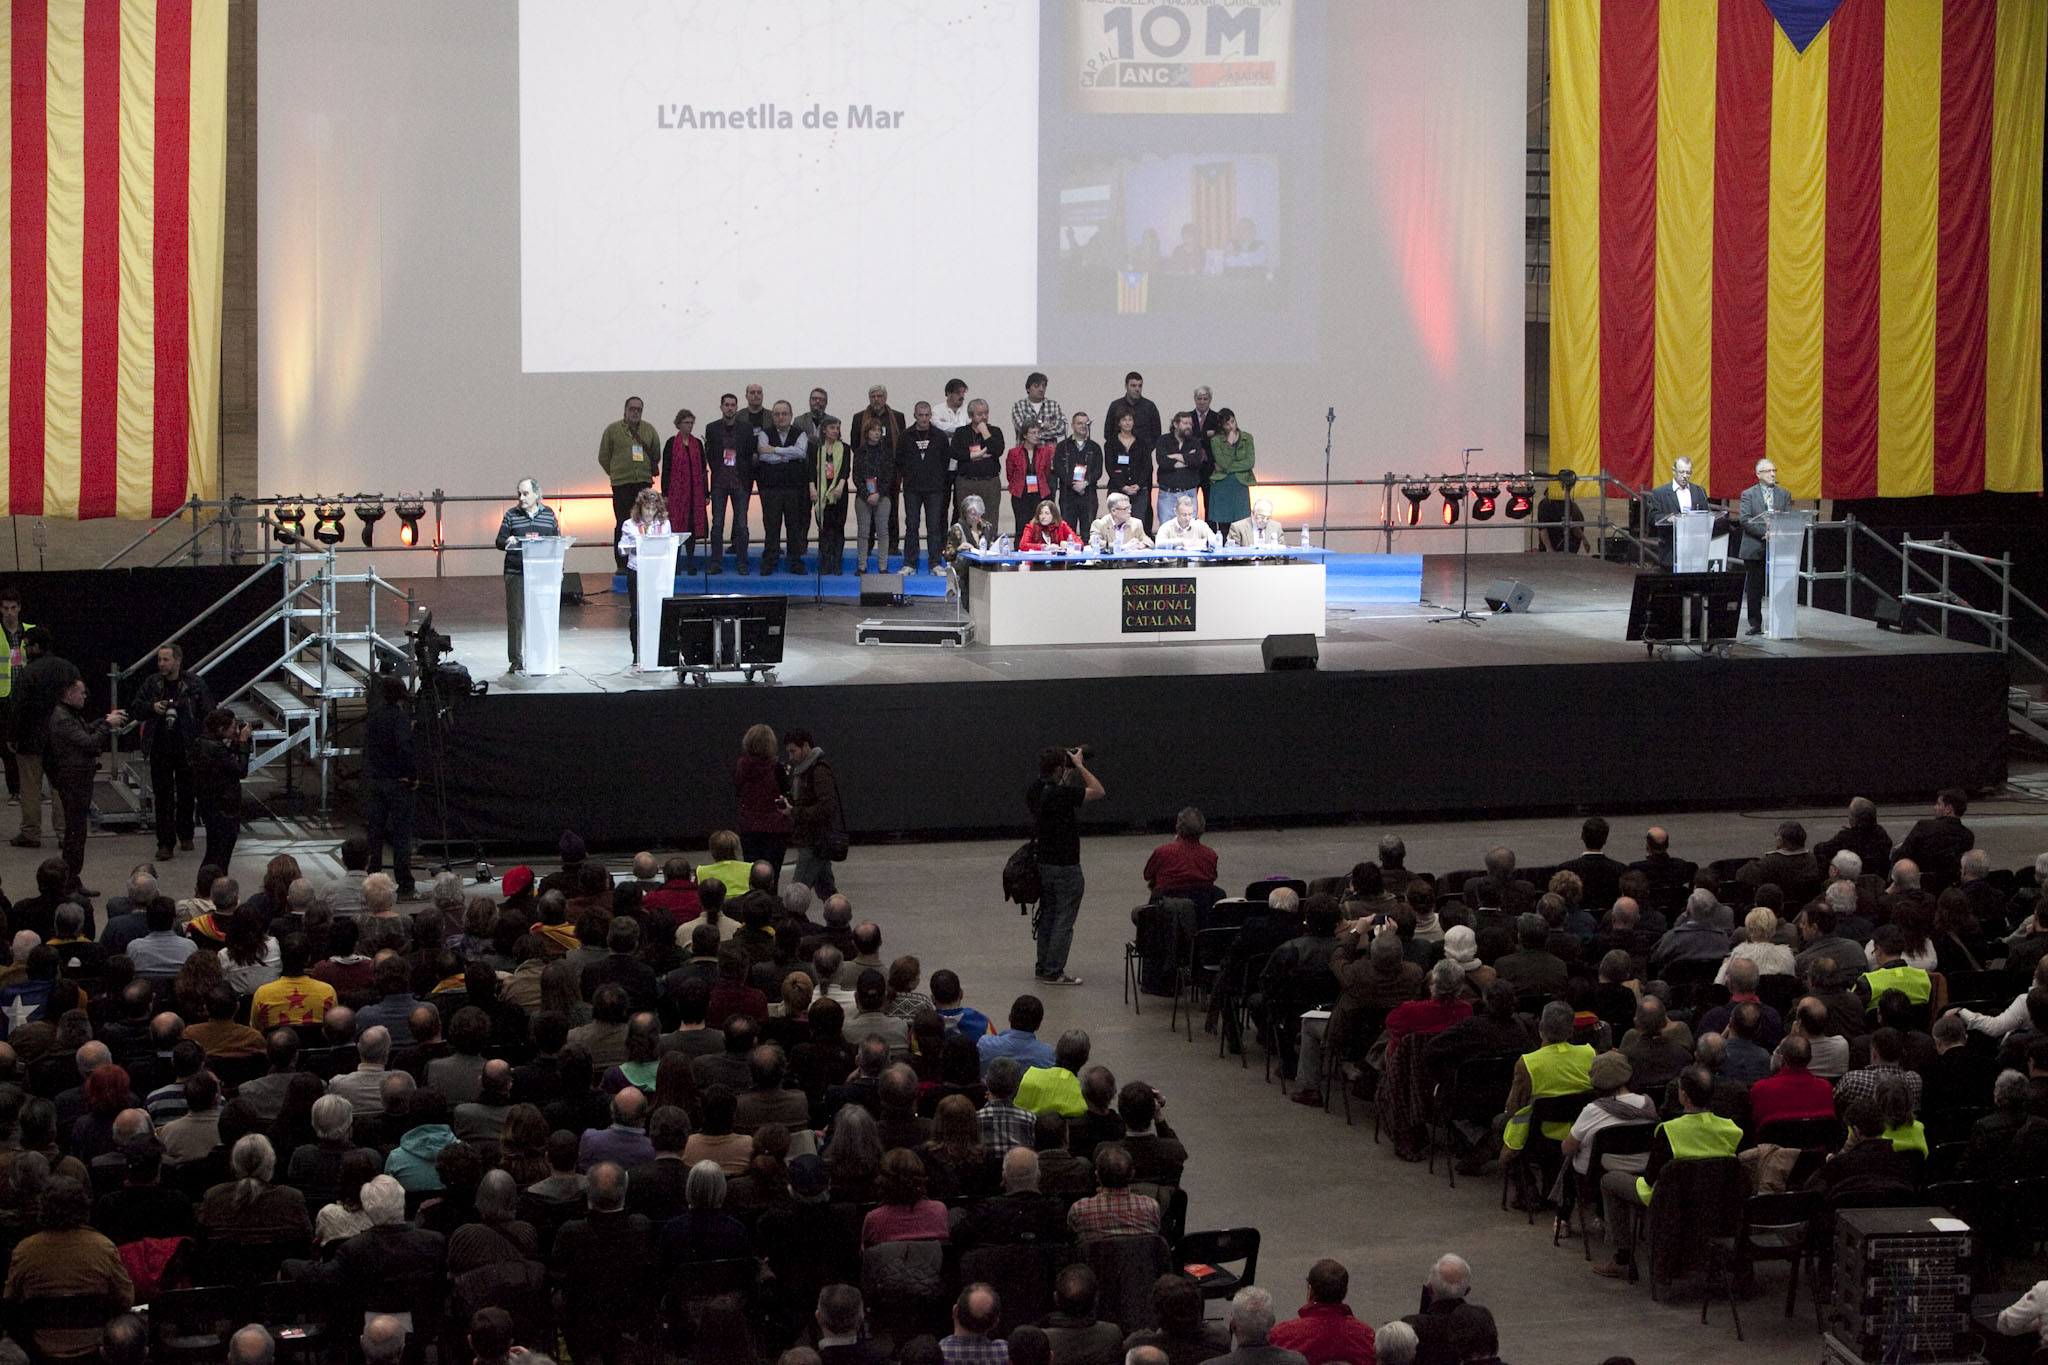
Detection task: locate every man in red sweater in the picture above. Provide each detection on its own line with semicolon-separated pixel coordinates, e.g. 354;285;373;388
1748;1034;1838;1129
1142;807;1220;897
1269;1259;1377;1365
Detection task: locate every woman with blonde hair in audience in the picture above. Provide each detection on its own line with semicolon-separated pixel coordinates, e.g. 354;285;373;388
762;971;815;1053
1715;906;1798;984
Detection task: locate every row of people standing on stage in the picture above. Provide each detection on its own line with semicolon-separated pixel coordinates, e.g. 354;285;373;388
595;371;1260;578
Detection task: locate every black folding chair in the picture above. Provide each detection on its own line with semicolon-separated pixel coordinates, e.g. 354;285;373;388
1221;951;1270;1066
1755;1117;1845;1155
1169;926;1239;1042
1503;1090;1593;1223
1560;1120;1656;1259
1173;1227;1260;1305
1429;1053;1517;1188
1243;878;1307;904
1706;1190;1825;1337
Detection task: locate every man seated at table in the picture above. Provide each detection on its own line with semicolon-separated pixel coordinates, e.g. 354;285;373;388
1155;495;1221;551
1089;493;1153;553
1228;498;1287;549
1018;499;1081;552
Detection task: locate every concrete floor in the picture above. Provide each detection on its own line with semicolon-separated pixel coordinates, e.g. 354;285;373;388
18;787;2048;1364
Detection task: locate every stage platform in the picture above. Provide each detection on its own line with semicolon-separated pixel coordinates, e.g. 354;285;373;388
375;553;2008;848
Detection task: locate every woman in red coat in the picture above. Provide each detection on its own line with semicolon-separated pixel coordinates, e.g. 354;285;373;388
733;723;791;886
1003;422;1057;541
1016;499;1079;552
662;408;709;572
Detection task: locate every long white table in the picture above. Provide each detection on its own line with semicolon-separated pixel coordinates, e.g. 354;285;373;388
956;546;1327;646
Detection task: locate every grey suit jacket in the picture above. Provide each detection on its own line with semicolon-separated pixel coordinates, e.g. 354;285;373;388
1737;482;1790;560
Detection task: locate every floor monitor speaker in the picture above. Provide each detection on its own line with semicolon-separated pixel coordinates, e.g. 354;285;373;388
1261;633;1319;671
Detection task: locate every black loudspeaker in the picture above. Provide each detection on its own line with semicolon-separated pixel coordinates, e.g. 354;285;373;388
859;572;905;607
561;573;585;605
1484;579;1534;614
1261;633;1318;671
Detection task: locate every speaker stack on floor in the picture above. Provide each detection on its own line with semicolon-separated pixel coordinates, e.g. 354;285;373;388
1483;579;1534;614
1261;634;1318;671
858;572;905;607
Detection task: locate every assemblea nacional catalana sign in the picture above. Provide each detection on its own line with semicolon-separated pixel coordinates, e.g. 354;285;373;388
1122;577;1197;632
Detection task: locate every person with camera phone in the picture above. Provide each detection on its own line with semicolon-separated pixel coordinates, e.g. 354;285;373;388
130;643;214;862
192;706;255;871
1028;745;1105;985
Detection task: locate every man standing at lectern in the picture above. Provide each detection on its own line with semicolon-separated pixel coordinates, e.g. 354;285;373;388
1645;456;1708;568
598;397;658;573
1737;458;1789;636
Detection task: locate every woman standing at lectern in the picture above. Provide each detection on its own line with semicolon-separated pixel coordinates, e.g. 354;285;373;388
494;478;560;676
617;488;670;671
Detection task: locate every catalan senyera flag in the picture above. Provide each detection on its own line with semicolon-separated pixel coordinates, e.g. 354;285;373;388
0;0;226;520
1550;0;2046;500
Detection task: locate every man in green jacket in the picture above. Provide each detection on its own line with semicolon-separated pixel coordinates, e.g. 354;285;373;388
599;396;658;572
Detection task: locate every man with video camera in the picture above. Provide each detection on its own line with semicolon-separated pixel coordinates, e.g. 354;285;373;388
1029;745;1104;986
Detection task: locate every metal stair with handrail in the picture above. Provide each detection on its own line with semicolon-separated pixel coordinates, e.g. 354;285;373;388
103;531;417;823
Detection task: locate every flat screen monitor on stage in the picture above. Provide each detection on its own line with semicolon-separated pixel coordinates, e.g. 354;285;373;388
658;595;788;670
257;1;1527;572
1624;571;1745;646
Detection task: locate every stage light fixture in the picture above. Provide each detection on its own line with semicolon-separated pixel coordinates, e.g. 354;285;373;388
274;504;307;541
355;502;387;548
1471;483;1500;520
1437;485;1466;525
312;503;347;545
1400;482;1432;527
396;499;426;547
1505;481;1535;519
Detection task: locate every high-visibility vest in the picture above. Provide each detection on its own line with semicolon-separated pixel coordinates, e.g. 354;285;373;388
1861;963;1931;1010
1635;1110;1742;1203
0;622;33;700
1502;1042;1594;1149
1884;1121;1928;1158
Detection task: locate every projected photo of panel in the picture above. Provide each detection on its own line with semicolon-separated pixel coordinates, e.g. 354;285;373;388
1055;153;1281;320
1069;0;1295;115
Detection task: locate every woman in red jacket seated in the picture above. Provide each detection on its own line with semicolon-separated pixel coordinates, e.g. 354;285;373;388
1017;499;1079;552
1004;422;1057;540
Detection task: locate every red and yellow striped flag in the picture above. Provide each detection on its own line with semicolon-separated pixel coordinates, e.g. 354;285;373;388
1;0;225;520
1550;0;2045;500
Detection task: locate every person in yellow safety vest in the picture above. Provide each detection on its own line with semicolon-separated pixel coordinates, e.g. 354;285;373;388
0;586;31;801
1499;1001;1594;1157
1591;1065;1741;1278
1860;924;1932;1013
